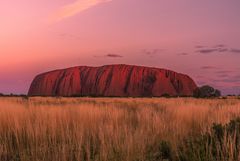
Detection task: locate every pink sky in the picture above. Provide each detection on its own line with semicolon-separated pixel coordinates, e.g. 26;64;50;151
0;0;240;95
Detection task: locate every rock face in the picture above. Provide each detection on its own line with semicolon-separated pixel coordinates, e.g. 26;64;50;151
28;64;197;97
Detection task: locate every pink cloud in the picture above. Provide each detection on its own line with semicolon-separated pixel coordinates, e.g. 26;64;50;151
49;0;112;23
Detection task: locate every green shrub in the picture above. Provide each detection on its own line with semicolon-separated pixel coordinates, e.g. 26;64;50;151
193;85;221;98
178;118;240;161
145;140;172;161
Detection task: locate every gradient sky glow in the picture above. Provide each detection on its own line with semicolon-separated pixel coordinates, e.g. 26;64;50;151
1;0;240;95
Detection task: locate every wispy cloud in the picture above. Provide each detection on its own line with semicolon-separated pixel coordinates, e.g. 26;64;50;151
200;66;217;70
218;48;228;52
230;48;240;53
142;49;164;57
197;48;218;54
195;44;240;54
196;44;227;54
217;74;229;78
178;52;189;56
214;44;225;48
105;54;123;58
50;0;112;23
94;53;123;58
195;45;206;49
215;70;233;74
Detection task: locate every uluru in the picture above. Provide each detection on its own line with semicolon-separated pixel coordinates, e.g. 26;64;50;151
28;64;197;97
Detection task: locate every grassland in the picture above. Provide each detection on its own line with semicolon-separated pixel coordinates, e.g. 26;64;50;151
0;97;240;161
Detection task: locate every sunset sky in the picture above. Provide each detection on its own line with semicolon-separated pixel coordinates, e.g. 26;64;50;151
0;0;240;95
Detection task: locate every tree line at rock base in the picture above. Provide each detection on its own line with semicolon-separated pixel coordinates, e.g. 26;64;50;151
1;85;239;98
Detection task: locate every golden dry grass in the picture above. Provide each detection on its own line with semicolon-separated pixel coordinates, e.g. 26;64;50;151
0;97;240;161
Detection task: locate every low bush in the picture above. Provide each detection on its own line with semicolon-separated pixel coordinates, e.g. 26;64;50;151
179;118;240;161
193;85;221;98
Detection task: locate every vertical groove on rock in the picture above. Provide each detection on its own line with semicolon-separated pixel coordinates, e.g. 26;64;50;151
94;66;106;95
124;66;134;95
103;66;114;95
80;67;91;95
54;70;67;95
79;67;86;96
69;73;73;95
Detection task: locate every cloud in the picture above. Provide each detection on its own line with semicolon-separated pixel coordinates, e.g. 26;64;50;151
197;48;218;54
214;79;240;83
50;0;112;23
218;48;228;52
58;33;81;39
142;49;164;57
217;74;229;78
195;44;230;54
105;54;123;58
211;73;240;84
233;75;240;79
215;70;233;74
195;44;240;55
178;53;189;56
201;66;217;70
94;53;123;58
195;45;205;49
230;49;240;53
214;44;225;48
